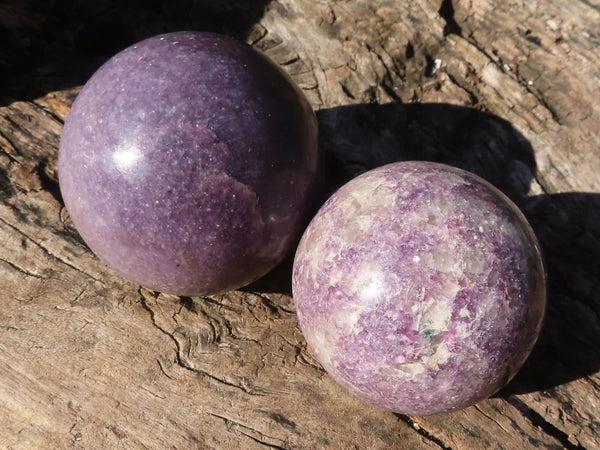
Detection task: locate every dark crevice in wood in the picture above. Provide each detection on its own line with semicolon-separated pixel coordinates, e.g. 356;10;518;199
248;291;295;315
507;397;585;449
406;41;415;59
340;82;356;100
579;0;600;13
519;29;543;47
0;256;45;279
395;414;453;449
445;71;479;106
139;290;268;396
0;215;104;284
380;82;402;102
525;88;564;125
439;0;463;37
34;160;63;206
455;30;565;126
209;412;286;449
239;431;286;450
178;296;199;314
31;99;65;125
0;130;21;164
365;43;403;102
197;294;241;312
0;164;17;198
424;54;437;77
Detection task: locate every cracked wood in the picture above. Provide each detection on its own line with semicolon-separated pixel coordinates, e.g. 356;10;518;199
1;0;600;448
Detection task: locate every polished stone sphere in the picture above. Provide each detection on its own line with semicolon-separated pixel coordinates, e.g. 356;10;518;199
59;31;320;295
292;161;546;415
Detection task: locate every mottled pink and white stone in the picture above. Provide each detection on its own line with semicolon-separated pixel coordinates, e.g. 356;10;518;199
292;161;546;416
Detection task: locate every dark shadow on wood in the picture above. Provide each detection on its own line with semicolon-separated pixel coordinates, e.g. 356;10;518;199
244;254;295;297
500;192;600;395
0;0;272;104
317;102;537;205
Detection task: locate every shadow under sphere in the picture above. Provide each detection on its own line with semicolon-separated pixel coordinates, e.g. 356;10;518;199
318;102;537;203
0;0;273;104
501;192;600;395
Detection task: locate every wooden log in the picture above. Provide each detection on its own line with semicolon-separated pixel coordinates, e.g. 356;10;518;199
1;0;599;448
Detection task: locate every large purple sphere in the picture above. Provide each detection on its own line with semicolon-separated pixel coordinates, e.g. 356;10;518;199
59;32;320;295
292;162;546;415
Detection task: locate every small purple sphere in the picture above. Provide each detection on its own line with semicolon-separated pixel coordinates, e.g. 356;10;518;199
59;32;320;295
292;161;546;415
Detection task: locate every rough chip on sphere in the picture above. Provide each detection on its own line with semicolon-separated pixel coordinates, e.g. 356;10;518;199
59;31;321;295
292;161;546;416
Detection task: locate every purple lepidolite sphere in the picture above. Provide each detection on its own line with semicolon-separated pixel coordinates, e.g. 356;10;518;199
59;31;320;295
292;161;546;415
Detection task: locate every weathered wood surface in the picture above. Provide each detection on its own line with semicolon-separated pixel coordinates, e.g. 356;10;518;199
1;0;600;448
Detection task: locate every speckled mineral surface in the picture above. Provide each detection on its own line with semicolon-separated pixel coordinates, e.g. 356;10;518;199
59;31;320;295
292;161;546;415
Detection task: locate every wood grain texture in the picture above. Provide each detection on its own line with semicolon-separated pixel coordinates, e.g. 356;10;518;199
1;0;599;448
